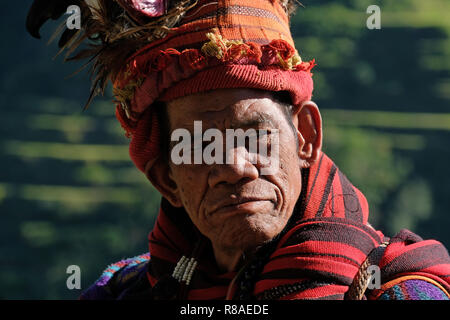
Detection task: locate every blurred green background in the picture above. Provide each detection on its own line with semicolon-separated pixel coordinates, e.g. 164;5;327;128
1;0;449;299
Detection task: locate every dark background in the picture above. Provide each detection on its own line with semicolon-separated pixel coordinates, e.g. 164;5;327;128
1;0;449;299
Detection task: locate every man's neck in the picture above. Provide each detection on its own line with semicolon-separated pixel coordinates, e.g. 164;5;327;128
212;244;248;273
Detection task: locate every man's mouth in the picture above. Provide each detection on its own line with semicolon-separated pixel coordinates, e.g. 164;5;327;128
210;197;276;216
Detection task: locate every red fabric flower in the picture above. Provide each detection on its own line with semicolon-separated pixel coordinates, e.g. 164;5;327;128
180;49;208;71
261;39;296;66
296;59;317;73
260;44;278;66
226;42;263;64
267;39;295;60
227;43;250;62
130;48;181;78
180;49;208;70
155;48;180;71
132;51;159;75
246;42;262;64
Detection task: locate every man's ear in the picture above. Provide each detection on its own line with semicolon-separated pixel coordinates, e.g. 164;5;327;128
145;156;183;207
292;100;323;168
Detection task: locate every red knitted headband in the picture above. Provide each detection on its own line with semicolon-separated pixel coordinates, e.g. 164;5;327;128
114;32;316;173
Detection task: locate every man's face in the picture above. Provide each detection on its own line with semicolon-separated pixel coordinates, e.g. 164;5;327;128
164;88;303;256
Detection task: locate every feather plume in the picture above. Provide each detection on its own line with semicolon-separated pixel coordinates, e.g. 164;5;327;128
26;0;302;109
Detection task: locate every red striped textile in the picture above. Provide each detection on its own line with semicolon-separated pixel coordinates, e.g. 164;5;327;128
147;152;450;299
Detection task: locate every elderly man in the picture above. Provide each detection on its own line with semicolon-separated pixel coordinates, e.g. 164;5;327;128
27;0;450;300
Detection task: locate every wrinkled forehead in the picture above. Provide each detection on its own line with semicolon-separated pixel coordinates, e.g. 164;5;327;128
165;88;284;130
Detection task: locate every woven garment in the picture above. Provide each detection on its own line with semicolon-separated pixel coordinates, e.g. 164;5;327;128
377;277;450;300
79;152;450;300
142;152;450;300
80;253;151;300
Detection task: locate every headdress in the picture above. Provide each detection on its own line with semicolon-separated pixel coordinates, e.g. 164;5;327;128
27;0;316;174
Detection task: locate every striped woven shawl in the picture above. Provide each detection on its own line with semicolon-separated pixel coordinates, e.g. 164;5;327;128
147;152;450;299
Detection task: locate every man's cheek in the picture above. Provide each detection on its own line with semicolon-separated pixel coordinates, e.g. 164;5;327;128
179;175;206;213
172;165;197;184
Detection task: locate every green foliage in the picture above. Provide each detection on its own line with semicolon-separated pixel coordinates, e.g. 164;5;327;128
388;178;433;235
323;124;412;227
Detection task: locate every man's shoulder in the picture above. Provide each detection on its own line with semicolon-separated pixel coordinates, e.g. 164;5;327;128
80;252;151;300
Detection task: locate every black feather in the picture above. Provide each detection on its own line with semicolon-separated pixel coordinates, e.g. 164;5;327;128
58;28;79;48
25;0;301;110
26;0;81;39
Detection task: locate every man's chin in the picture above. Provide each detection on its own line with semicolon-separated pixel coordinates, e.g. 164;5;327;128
214;214;282;251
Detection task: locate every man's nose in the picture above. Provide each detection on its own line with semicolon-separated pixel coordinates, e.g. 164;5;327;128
207;146;259;187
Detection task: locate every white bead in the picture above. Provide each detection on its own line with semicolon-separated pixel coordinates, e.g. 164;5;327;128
183;259;198;284
172;256;188;280
172;256;198;285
